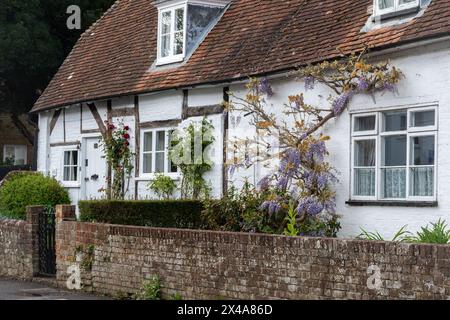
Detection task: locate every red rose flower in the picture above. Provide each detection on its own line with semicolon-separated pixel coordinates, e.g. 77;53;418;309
108;124;116;130
123;133;130;140
124;126;130;131
124;141;130;147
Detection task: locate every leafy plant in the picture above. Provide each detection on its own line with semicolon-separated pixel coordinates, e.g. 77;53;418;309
134;276;161;300
407;219;450;244
284;203;299;236
357;225;411;242
169;118;214;200
0;172;70;219
101;121;134;200
170;293;183;300
148;174;177;200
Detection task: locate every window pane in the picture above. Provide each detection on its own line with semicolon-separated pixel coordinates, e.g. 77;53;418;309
399;0;417;6
161;11;171;34
382;167;406;198
72;167;78;181
382;135;406;166
4;146;14;158
354;140;375;167
379;0;394;9
354;168;375;197
174;32;183;55
64;151;70;166
155;153;165;173
175;8;184;31
411;110;435;128
410;167;434;197
156;131;165;151
411;136;435;166
64;167;70;181
143;154;153;173
161;35;171;58
383;111;407;132
354;116;376;132
144;132;153;152
71;151;78;166
168;131;178;173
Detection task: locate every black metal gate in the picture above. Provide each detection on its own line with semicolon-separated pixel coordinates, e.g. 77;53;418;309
38;207;56;276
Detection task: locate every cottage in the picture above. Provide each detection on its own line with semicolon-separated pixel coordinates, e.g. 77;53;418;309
31;0;450;237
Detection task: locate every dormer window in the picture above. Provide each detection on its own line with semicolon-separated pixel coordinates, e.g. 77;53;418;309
374;0;420;18
155;0;229;66
157;4;186;65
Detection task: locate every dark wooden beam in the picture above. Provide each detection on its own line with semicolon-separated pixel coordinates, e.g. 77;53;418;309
182;89;188;120
87;102;107;137
134;95;141;200
222;87;230;197
63;108;66;142
185;104;224;118
139;119;182;129
111;108;135;118
50;141;80;147
49;109;62;135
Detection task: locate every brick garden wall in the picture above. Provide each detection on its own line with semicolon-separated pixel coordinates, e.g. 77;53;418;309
0;206;41;279
56;207;450;300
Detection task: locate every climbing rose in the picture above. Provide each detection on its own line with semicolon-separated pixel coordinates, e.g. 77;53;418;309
123;133;130;140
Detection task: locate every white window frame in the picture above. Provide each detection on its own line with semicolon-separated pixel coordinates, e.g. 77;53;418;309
140;128;179;178
61;149;80;186
350;106;438;202
156;3;187;66
374;0;419;17
351;136;378;201
352;112;378;136
3;144;27;165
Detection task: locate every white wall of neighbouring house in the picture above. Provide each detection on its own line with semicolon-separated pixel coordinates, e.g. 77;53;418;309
229;39;450;239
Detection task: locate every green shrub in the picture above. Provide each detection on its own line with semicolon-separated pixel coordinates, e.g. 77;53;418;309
0;172;70;219
79;200;204;228
147;174;177;200
202;183;277;233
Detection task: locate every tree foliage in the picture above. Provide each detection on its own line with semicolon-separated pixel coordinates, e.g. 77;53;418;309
0;0;115;114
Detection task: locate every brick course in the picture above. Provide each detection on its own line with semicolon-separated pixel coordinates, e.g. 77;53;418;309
55;208;450;300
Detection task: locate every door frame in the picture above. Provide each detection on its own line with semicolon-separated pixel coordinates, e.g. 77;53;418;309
81;135;104;200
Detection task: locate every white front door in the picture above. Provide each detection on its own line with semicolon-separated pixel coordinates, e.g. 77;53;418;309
83;137;107;200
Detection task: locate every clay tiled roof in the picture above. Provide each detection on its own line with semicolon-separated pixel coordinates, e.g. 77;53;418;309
32;0;450;112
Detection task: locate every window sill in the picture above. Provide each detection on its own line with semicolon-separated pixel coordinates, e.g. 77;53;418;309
346;200;438;208
373;6;420;22
61;182;81;189
136;174;181;182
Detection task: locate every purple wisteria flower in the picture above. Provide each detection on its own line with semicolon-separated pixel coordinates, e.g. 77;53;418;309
382;82;398;94
305;141;327;162
279;148;301;177
260;200;282;215
259;78;274;97
332;90;354;116
296;197;324;216
304;76;315;91
277;176;289;191
257;175;271;190
357;77;370;92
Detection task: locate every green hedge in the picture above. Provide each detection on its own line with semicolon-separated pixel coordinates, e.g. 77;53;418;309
78;200;205;229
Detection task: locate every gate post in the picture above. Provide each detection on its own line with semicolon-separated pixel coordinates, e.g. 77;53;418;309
55;205;76;224
26;206;44;277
